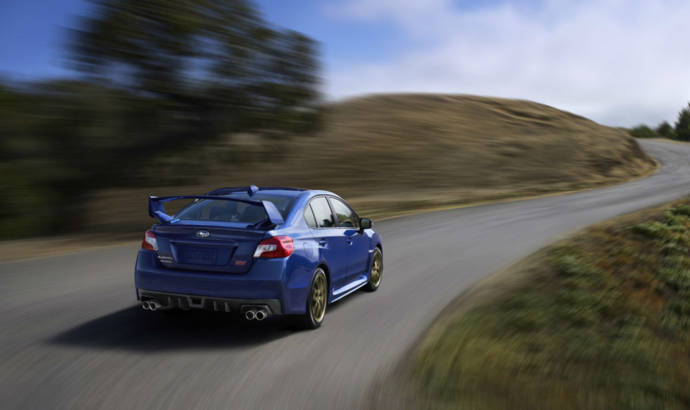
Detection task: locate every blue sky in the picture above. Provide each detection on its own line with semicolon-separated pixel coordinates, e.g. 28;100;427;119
0;0;407;80
2;0;690;126
0;0;83;78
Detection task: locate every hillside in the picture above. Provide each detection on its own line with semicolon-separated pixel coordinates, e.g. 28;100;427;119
88;94;655;233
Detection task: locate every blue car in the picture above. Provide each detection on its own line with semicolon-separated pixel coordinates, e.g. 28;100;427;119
134;186;383;329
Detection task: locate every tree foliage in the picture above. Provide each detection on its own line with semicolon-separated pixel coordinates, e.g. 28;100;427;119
2;0;320;238
71;0;320;137
674;104;690;142
656;121;675;139
628;125;656;139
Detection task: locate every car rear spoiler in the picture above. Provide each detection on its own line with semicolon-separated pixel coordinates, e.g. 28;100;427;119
148;195;285;226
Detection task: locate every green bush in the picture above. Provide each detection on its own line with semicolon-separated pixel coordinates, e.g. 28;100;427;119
628;125;657;139
675;104;690;141
671;204;690;216
656;121;675;139
632;221;672;240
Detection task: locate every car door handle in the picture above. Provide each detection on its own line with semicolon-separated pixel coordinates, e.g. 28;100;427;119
318;239;328;247
345;240;353;245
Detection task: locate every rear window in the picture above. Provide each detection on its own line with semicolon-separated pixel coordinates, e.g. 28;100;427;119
174;193;296;224
225;193;296;219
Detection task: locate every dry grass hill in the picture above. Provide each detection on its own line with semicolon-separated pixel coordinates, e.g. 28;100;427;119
88;93;656;233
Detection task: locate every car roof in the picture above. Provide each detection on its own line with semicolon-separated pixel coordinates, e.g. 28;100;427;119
206;186;336;199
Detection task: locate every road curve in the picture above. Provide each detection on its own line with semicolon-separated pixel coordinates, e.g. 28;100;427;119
1;140;689;410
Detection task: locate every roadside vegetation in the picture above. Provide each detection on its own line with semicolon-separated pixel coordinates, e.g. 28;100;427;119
628;102;690;140
410;199;690;409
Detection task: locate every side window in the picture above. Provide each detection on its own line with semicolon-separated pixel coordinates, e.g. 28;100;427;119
329;197;358;228
304;205;317;228
309;197;335;228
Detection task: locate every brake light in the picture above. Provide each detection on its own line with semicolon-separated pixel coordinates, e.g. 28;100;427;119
253;236;294;258
141;230;158;251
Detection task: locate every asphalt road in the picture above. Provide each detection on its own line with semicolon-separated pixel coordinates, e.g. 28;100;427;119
1;139;689;410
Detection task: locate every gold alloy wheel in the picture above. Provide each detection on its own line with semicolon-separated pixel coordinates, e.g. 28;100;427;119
310;270;327;323
370;251;382;287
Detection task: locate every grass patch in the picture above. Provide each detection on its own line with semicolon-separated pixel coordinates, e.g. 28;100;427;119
413;200;690;409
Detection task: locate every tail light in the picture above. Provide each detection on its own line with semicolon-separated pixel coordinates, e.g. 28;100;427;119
253;236;294;258
141;230;158;251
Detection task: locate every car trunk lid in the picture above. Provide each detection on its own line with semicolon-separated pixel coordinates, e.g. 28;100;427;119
152;225;265;273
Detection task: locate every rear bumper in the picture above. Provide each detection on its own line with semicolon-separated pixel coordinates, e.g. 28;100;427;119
134;250;296;314
137;289;281;314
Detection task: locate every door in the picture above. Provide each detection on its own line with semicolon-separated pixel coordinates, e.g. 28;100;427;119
308;196;350;289
327;196;370;280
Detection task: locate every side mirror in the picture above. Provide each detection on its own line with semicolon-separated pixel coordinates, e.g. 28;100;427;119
359;217;373;230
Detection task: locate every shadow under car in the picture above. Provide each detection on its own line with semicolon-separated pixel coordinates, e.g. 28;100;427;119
50;306;295;352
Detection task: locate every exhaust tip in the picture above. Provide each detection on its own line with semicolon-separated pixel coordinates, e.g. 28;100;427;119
255;309;267;321
142;300;162;311
245;310;256;320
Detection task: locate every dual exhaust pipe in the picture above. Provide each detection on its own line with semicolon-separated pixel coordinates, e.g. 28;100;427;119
141;300;162;311
142;299;269;320
244;307;269;321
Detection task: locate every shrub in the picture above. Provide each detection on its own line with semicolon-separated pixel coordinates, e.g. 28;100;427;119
628;125;657;139
656;121;675;139
674;103;690;141
632;221;672;240
671;204;690;216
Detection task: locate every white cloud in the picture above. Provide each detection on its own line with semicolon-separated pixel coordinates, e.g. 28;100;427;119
326;0;690;126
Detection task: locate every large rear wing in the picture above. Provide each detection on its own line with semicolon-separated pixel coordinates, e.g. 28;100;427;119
148;195;285;226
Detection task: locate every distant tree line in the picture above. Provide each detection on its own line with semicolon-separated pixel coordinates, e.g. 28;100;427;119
1;0;321;239
628;103;690;141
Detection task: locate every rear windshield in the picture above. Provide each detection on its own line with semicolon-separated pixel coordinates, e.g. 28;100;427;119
174;193;296;224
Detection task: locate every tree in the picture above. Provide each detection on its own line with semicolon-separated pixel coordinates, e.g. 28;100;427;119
1;0;322;237
674;103;690;141
655;121;675;139
70;0;320;139
628;125;656;139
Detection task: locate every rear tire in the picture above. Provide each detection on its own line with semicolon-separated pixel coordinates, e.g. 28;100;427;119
297;268;328;330
364;248;383;292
